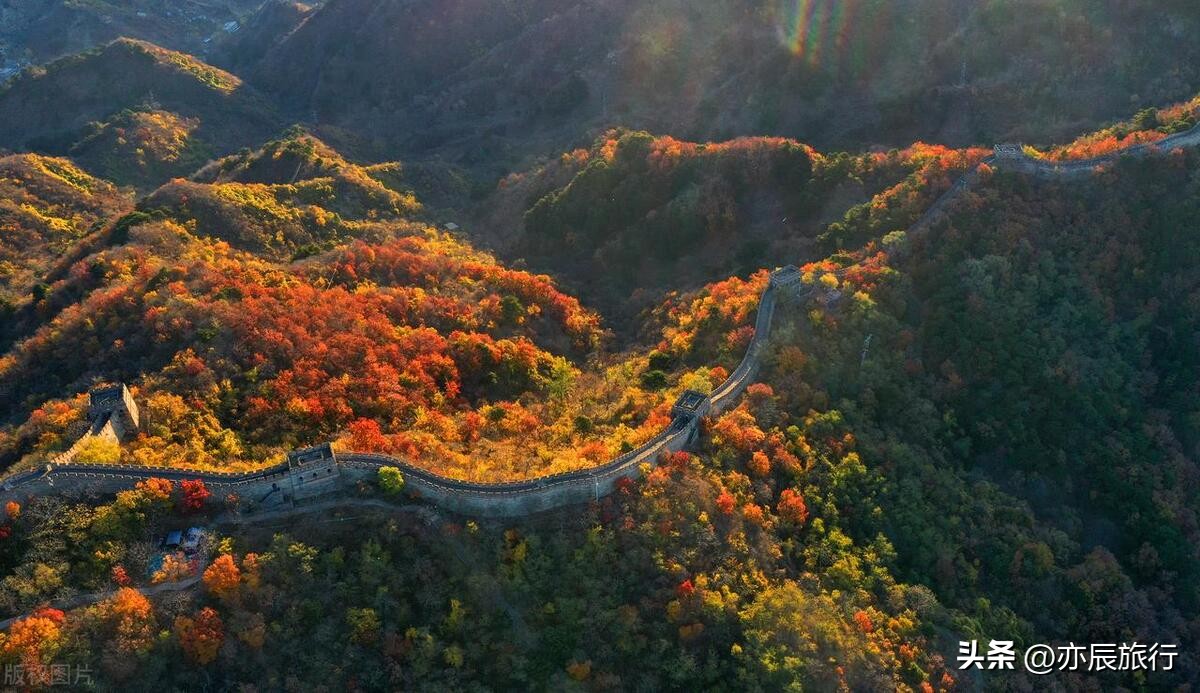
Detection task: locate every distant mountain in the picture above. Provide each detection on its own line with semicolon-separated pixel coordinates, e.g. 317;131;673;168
0;38;281;156
212;1;316;76
239;0;1200;169
0;0;267;70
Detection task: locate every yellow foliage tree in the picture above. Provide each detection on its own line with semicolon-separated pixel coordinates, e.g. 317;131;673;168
74;436;121;464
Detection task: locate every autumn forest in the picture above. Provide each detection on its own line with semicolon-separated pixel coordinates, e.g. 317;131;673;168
1;1;1199;690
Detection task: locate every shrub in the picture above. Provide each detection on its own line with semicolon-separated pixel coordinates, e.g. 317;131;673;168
640;369;669;389
648;350;676;371
378;466;406;495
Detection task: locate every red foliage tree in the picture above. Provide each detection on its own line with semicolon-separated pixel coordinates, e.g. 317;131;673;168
459;411;484;446
111;565;133;586
853;609;874;633
174;607;225;665
179;479;211;513
777;488;809;526
347;417;389;452
664;450;691;472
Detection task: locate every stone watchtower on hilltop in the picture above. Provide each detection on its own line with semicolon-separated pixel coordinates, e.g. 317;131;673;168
769;265;803;290
286;443;342;500
993;143;1026;161
88;383;140;442
769;265;807;303
47;383;141;466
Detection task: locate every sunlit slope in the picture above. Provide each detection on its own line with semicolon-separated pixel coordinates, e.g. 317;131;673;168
0;154;132;303
0;39;280;154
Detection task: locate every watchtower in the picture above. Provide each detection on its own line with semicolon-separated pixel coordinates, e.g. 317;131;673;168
671;390;711;422
993;143;1025;160
769;265;803;290
286;443;341;500
88;384;140;441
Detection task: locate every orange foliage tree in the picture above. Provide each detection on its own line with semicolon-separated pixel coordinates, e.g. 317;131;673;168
711;406;766;454
715;489;736;515
203;554;242;602
99;587;156;654
174;607;224;665
135;477;174;503
748;450;772;477
152;553;192;584
742;502;767;526
777;488;809;526
1;607;65;682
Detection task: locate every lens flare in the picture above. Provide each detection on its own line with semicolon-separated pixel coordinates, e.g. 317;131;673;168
777;0;886;79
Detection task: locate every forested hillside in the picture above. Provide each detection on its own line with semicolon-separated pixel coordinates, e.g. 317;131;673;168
3;139;1198;690
0;130;632;485
0;155;132;304
0;0;267;70
485;129;984;323
1;11;1199;690
238;0;1200;168
0;39;280;157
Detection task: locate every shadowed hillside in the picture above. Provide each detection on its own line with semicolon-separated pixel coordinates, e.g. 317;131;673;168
482;128;984;329
0;0;268;68
0;38;280;155
239;0;1200;169
212;1;317;76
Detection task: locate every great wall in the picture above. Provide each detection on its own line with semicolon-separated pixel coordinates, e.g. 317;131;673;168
2;123;1198;517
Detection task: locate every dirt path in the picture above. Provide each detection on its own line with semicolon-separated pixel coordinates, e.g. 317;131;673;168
0;575;202;630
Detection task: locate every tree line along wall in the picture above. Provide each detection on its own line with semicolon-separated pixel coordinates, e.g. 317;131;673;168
2;124;1199;516
0;269;803;517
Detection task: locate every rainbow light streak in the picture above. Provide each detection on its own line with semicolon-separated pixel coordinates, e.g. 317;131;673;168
778;0;885;79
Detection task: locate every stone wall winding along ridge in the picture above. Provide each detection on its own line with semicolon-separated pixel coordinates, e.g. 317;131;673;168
3;123;1198;516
